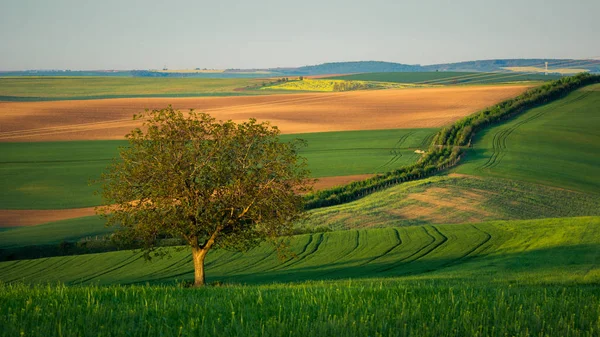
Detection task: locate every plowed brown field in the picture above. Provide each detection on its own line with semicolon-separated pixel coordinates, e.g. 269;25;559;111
0;86;530;142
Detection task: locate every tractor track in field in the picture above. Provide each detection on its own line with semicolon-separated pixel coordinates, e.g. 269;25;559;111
428;225;494;272
282;232;325;269
3;258;51;281
204;252;243;270
265;232;326;272
72;253;143;285
377;132;414;169
144;254;192;280
479;91;592;171
374;225;449;274
259;234;315;272
315;230;362;278
405;226;448;265
376;227;438;272
360;228;402;266
223;248;278;275
9;255;81;282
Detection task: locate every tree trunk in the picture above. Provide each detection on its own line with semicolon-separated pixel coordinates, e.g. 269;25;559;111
191;246;208;287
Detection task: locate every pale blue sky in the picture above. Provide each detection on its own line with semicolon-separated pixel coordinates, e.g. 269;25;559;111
1;0;598;70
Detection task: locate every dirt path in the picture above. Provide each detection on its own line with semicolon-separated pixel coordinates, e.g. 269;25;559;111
0;86;530;142
0;174;375;228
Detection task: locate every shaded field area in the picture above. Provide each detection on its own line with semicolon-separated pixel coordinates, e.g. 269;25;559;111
1;217;599;285
0;85;529;141
0;129;435;212
0;77;271;100
327;72;560;84
2;280;598;337
456;84;600;194
307;174;600;230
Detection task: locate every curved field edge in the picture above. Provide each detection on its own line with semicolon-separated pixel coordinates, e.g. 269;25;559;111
455;83;600;194
3;173;599;257
304;73;600;209
1;216;599;286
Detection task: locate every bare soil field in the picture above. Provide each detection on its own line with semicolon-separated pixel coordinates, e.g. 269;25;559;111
0;175;374;227
0;86;530;142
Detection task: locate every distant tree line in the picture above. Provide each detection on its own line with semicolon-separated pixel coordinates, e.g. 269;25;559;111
304;73;600;210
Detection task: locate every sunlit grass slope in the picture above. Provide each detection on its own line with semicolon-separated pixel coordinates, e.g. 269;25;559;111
307;174;600;229
456;84;600;194
1;216;599;286
0;129;435;209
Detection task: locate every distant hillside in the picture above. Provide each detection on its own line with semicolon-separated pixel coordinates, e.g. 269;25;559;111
276;61;422;75
3;59;597;78
423;59;600;73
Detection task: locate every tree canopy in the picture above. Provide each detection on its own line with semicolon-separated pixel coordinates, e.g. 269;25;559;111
98;106;311;286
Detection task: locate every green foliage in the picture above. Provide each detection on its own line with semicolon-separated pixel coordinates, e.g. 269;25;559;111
98;106;311;285
456;84;600;194
2;280;599;337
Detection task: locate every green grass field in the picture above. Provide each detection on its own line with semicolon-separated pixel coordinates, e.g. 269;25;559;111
1;216;599;285
307;174;600;230
0;77;281;101
3;171;598;252
327;72;560;84
456;84;600;194
0;129;436;209
2;279;598;337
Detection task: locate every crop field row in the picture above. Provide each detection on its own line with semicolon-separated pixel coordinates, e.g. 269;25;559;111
456;84;600;194
1;216;599;286
0;129;436;213
0;85;529;141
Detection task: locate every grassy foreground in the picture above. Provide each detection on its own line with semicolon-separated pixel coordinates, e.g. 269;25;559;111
0;129;435;209
456;84;600;194
1;280;598;337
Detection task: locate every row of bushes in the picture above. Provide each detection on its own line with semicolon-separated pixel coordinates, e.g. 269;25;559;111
304;73;600;210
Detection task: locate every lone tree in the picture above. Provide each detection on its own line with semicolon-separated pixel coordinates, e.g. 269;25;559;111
97;106;311;286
